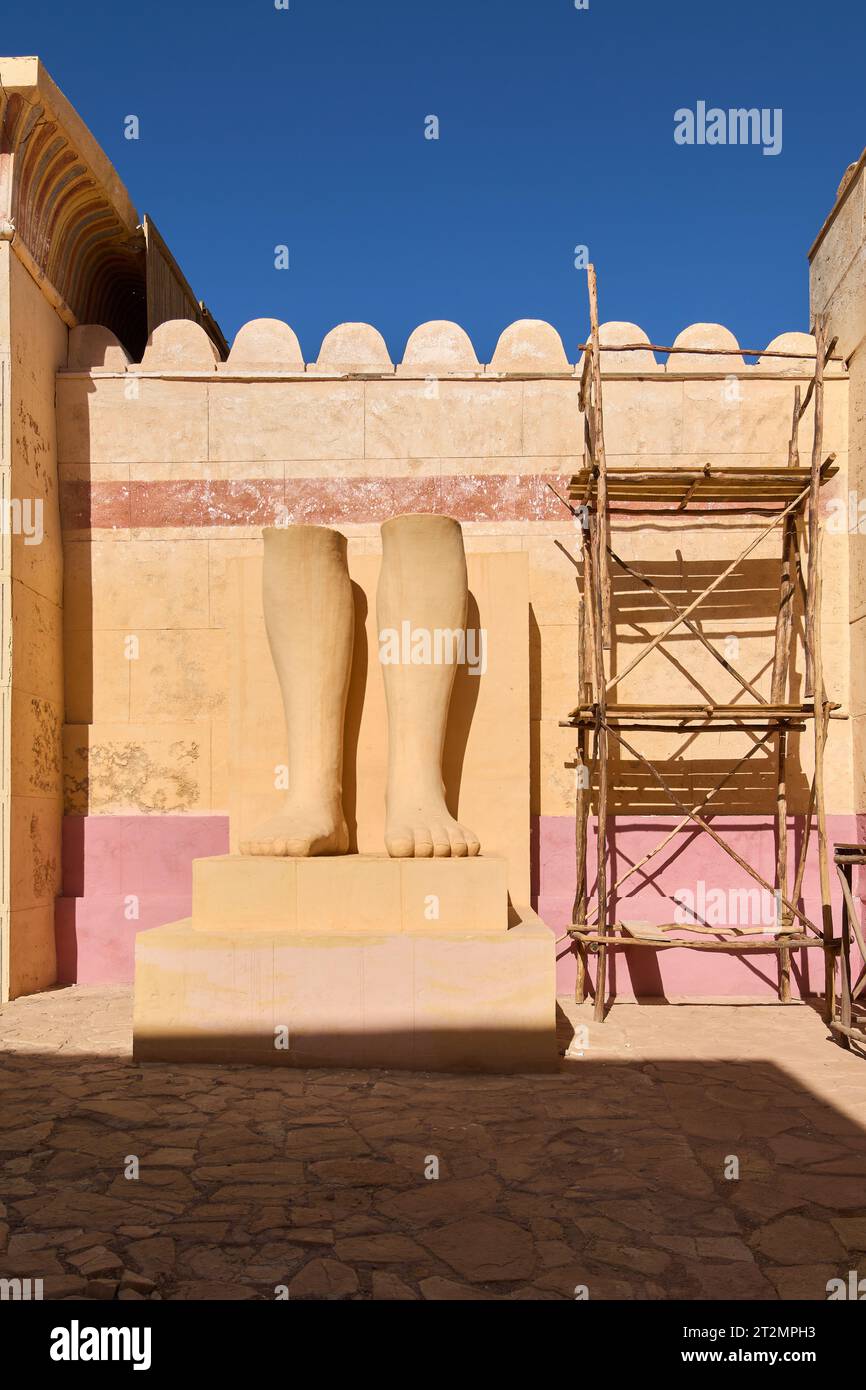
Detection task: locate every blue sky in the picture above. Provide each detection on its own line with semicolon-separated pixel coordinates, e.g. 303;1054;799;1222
7;0;866;361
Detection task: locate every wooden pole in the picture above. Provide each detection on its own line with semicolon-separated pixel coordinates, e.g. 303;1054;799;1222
812;545;835;1022
775;387;800;1000
836;861;853;1047
792;777;817;908
806;324;826;700
776;725;793;1000
588;511;609;1021
777;386;802;997
789;386;801;469
587;265;611;651
797;340;836;423
574;731;588;1004
576;511;601;1005
804;321;835;1021
835;860;866;976
573;536;590;1002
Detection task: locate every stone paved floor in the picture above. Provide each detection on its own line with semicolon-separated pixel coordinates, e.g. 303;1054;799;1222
1;986;866;1300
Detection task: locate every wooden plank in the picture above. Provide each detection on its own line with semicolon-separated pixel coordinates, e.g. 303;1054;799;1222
570;464;831;479
567;702;820;720
569;461;838;509
565;727;814;738
576;702;814;713
568;933;832;951
607;507;811;518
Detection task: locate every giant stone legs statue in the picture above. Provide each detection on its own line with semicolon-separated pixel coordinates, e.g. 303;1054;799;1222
240;513;480;859
134;512;557;1073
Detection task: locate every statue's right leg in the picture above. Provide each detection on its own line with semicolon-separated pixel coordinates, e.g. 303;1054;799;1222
240;525;353;856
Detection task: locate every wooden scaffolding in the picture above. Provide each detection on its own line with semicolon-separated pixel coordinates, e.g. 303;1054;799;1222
832;844;866;1049
559;266;844;1023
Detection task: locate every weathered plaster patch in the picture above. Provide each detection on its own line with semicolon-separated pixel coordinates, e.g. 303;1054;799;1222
14;400;54;492
29;812;57;900
29;697;61;794
64;740;202;814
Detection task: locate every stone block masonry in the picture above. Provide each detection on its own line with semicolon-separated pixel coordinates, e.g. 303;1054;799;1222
54;312;855;1000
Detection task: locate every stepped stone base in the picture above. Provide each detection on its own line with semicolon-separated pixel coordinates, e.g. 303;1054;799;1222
191;853;508;934
133;854;556;1072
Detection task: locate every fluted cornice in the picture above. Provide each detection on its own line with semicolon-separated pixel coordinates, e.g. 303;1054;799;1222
0;56;146;354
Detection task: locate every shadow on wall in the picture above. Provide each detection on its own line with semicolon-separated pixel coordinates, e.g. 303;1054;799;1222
443;592;483;820
342;582;368;853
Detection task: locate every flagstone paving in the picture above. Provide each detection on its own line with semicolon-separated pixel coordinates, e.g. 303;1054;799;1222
1;986;865;1300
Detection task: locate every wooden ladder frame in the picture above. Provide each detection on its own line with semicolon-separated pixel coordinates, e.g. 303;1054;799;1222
559;267;843;1024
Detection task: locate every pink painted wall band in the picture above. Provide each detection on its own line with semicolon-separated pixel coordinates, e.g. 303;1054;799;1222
56;812;865;993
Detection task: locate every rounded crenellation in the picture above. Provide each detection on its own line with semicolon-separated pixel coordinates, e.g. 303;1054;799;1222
88;316;832;378
668;323;745;372
398;320;480;375
226;318;304;371
140;320;220;372
488;319;571;373
67;325;131;371
314;323;394;374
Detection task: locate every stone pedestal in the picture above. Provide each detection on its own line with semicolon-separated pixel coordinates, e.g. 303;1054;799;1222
133;854;557;1072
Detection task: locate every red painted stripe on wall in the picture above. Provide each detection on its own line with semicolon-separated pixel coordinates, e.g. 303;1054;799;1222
59;476;575;530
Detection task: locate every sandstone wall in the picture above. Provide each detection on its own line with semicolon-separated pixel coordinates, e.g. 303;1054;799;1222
54;314;852;997
811;157;866;827
2;248;67;998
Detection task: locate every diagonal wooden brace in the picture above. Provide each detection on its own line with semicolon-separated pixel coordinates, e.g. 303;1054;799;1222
606;724;819;934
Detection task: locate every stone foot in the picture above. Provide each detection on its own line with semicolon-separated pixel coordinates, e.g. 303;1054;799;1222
240;803;349;857
384;796;480;859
